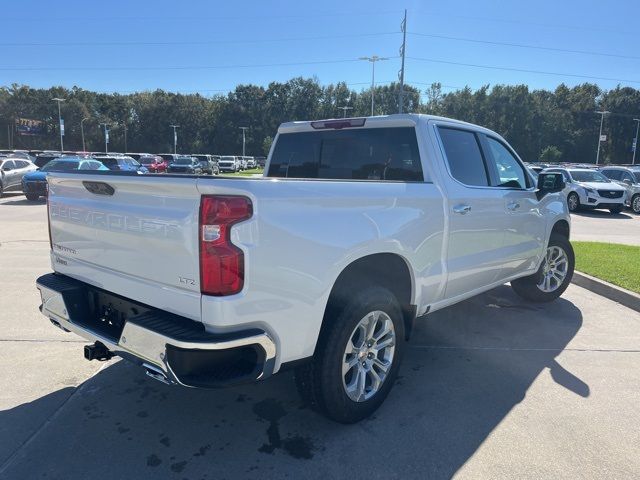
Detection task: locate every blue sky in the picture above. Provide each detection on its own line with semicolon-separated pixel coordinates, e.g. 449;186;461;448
2;0;639;96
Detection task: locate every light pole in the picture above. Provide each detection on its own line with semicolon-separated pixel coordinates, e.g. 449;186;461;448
239;127;248;157
338;106;353;118
595;110;610;165
359;55;388;116
52;97;65;152
81;117;89;152
122;122;128;153
99;123;109;153
633;118;640;165
170;125;179;154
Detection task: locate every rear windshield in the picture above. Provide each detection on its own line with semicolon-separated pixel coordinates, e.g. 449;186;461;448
41;160;79;172
267;127;423;181
174;158;192;165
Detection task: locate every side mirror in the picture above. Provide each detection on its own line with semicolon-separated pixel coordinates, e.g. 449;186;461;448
536;172;565;200
622;178;632;186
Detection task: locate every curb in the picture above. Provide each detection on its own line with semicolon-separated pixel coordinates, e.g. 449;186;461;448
572;271;640;313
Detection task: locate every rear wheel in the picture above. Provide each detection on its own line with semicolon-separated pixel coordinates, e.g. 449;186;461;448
25;193;39;201
609;205;623;214
294;286;405;423
630;194;640;214
511;234;574;303
567;192;580;212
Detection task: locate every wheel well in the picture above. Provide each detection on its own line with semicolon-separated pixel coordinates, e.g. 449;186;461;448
321;253;416;344
551;220;570;239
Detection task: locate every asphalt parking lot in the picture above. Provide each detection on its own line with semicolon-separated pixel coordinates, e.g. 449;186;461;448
1;193;639;479
571;209;640;246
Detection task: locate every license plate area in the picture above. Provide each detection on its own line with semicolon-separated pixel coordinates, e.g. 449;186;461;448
85;290;151;343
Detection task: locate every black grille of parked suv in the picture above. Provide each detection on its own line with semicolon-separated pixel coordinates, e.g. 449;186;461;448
597;190;623;199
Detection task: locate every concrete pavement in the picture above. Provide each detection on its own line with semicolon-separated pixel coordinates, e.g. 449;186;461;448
570;209;640;245
1;193;639;479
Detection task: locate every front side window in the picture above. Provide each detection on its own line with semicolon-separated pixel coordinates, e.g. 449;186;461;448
268;127;423;181
438;127;488;186
486;137;528;189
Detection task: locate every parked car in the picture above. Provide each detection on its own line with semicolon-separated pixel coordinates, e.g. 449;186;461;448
95;155;148;174
599;165;640;214
218;155;240;172
192;154;219;175
255;156;267;168
34;152;63;169
37;114;572;423
21;156;108;200
125;153;150;161
166;155;202;174
0;157;38;197
543;167;626;214
243;156;256;169
139;155;169;173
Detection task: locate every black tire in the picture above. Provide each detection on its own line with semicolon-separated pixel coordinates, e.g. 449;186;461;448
511;233;574;303
25;193;39;201
294;286;405;423
609;206;623;214
567;192;580;212
632;194;640;214
0;181;3;198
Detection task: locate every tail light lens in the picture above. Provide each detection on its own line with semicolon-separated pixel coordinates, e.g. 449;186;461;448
199;195;253;296
46;183;52;250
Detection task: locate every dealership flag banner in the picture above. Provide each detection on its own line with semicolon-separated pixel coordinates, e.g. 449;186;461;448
15;117;45;136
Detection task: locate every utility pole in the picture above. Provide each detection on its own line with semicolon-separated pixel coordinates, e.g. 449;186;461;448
52;97;65;152
338;106;353;118
359;55;389;116
170;124;179;154
99;123;109;154
398;9;407;113
122;122;128;153
81;117;89;152
239;127;248;156
595;110;610;165
633;118;640;165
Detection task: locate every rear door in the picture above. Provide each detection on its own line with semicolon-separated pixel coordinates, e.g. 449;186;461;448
2;160;17;188
47;173;203;320
434;124;508;299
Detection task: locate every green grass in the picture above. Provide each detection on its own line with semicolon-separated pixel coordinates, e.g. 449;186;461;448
573;241;640;293
219;168;264;177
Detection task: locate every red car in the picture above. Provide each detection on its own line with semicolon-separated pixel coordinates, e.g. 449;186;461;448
139;155;168;173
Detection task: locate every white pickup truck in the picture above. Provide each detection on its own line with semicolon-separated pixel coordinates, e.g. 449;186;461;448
36;114;573;423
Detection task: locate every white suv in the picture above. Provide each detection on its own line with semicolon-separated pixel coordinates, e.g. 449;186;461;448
544;167;627;214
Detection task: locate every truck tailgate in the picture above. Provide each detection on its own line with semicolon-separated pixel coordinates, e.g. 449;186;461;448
47;173;202;321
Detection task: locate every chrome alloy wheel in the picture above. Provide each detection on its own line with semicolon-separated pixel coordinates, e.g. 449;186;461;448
537;246;569;293
567;193;579;211
633;195;640;214
342;310;396;402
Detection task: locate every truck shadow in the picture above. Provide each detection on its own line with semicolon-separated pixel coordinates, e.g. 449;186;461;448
0;285;585;480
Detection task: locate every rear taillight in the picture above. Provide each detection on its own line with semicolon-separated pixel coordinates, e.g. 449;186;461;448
46;183;52;250
199;195;253;296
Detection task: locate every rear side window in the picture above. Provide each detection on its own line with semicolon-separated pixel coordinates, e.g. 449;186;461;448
438;127;488;186
267;127;423;181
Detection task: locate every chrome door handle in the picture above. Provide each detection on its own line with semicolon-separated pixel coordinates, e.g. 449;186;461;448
453;204;471;215
507;201;520;211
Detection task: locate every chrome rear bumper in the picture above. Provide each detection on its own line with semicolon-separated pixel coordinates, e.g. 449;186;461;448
36;273;276;388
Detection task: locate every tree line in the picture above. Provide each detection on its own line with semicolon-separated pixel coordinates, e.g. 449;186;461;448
1;78;639;164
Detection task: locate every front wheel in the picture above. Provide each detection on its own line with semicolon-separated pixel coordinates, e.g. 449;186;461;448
294;286;405;423
632;194;640;214
567;192;580;212
511;234;574;303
